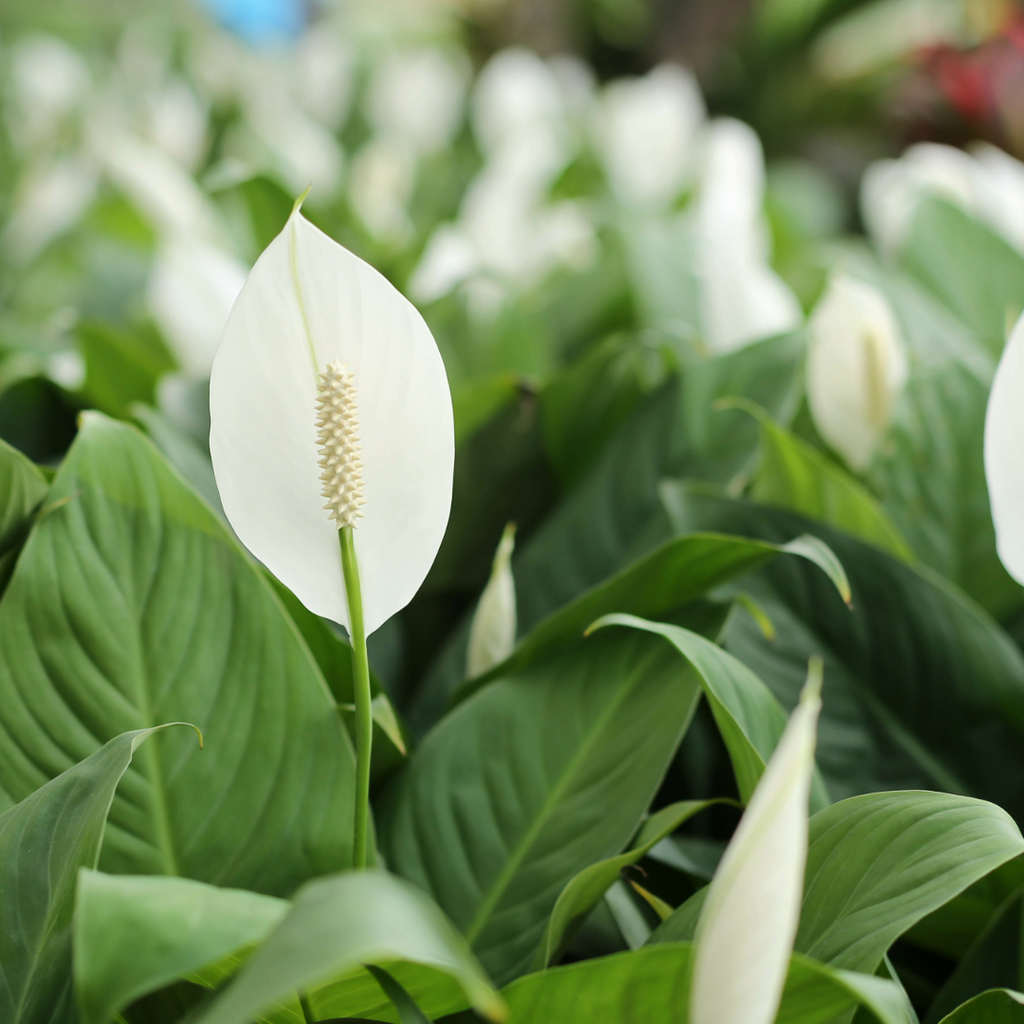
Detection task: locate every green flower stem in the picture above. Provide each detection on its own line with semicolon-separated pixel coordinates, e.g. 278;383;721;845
339;527;372;869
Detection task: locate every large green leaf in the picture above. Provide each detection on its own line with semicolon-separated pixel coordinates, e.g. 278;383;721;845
737;400;912;560
453;530;848;706
868;359;1019;619
381;627;703;985
73;871;289;1024
0;413;358;890
536;800;721;969
796;791;1024;973
899;197;1024;355
662;485;1024;813
501;943;912;1024
589;613;830;809
937;990;1024;1023
0;436;47;592
0;726;195;1024
191;870;503;1024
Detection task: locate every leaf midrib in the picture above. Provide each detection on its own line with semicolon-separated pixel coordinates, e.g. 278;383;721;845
463;658;655;946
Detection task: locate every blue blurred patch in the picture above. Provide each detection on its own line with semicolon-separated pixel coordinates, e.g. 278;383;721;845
202;0;306;44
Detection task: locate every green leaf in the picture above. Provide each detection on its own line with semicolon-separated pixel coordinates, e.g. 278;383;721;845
454;530;848;706
540;334;665;489
363;965;430;1024
452;374;519;444
588;614;829;809
78;320;176;419
0;413;359;890
0;436;47;592
536;800;721;969
501;943;913;1024
381;626;704;985
0;726;196;1024
937;990;1024;1023
868;359;1020;619
191;870;504;1024
734;399;912;561
662;484;1024;815
73;871;289;1024
899;197;1024;355
796;791;1024;973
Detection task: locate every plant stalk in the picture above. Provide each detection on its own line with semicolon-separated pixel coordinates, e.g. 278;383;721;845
340;527;372;869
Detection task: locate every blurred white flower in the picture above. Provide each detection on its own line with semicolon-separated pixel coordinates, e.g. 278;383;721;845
147;234;248;377
146;77;209;171
1;158;98;264
861;143;978;256
593;63;705;210
986;311;1024;584
807;273;908;471
466;523;516;678
408;225;479;305
96;129;229;244
293;22;355;130
471;48;571;177
691;669;822;1024
241;89;345;197
348;139;416;244
47;349;86;391
694;119;802;353
6;35;91;151
366;47;468;155
967;143;1024;255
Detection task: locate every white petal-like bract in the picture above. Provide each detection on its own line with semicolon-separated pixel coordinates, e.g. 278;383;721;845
690;671;822;1024
807;273;907;471
985;311;1024;585
210;209;454;635
466;523;517;678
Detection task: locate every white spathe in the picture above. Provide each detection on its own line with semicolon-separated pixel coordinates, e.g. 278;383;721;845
594;63;705;211
690;673;822;1024
694;119;802;353
807;274;908;471
466;524;517;678
148;235;248;376
985;311;1024;585
209;209;454;635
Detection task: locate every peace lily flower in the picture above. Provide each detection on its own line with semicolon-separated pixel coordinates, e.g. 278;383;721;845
593;63;705;211
694;119;802;354
466;523;517;679
806;273;908;472
210;199;454;865
690;665;822;1024
985;311;1024;584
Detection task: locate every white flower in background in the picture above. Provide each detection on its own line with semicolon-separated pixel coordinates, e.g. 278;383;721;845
861;142;979;256
292;22;355;130
6;34;91;152
593;63;705;210
209;206;454;634
1;158;99;264
147;235;248;377
146;77;209;171
347;139;417;245
471;48;571;180
985;311;1024;585
95;129;230;245
466;523;517;678
967;143;1024;255
366;47;468;156
807;273;908;471
694;119;802;353
408;225;479;305
690;669;822;1024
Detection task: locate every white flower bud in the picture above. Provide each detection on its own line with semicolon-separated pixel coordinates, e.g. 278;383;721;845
807;274;908;471
466;524;517;678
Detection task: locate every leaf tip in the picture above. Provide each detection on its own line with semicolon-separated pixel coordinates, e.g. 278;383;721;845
291;184;313;216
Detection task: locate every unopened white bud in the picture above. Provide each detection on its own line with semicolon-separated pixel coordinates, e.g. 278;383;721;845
466;523;517;678
316;359;365;528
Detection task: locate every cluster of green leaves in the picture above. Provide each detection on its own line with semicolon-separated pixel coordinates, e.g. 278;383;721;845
3;184;1024;1024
